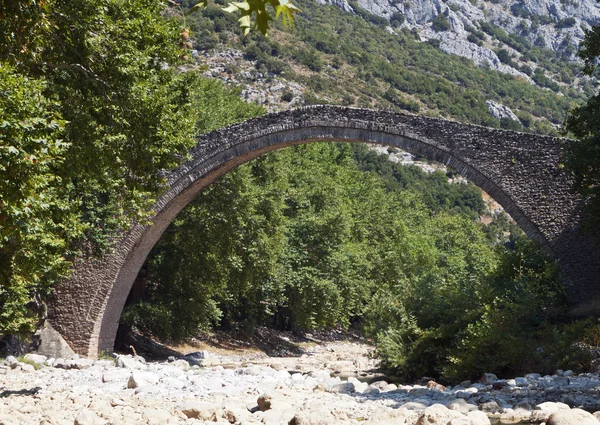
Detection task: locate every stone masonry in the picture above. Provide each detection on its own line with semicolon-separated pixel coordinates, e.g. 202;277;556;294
44;105;600;358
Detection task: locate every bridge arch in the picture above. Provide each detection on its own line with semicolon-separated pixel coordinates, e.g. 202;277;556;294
44;106;600;358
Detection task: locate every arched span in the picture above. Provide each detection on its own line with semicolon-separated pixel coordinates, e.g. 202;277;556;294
45;105;600;358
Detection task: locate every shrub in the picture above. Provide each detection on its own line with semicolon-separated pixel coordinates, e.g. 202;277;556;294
431;13;451;32
281;90;294;102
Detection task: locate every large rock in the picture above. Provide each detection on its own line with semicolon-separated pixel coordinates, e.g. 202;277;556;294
127;371;160;389
74;409;100;425
486;100;519;121
547;408;600;425
34;322;75;359
288;410;335;425
468;410;491;425
116;355;147;370
415;404;468;425
180;401;222;421
23;353;47;365
257;393;272;411
481;373;497;384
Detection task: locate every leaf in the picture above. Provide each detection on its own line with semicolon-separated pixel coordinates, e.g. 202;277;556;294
222;3;240;13
185;0;208;15
238;14;251;30
232;1;251;10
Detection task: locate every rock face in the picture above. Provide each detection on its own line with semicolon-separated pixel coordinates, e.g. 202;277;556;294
316;0;354;13
317;0;599;80
486;100;519;121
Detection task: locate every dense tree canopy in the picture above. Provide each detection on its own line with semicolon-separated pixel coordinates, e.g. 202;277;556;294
0;0;263;335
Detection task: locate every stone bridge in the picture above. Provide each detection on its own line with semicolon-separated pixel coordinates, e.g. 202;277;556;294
42;106;600;358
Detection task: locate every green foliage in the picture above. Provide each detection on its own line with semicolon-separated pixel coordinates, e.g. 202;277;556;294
17;356;42;370
0;64;79;334
350;144;485;220
124;143;488;339
369;235;591;382
183;0;300;36
0;0;262;336
431;13;451;32
564;13;600;238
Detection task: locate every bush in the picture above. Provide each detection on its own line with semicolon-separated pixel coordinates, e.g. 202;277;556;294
281;90;294;102
496;49;513;66
555;17;576;29
431;13;451;32
365;234;593;383
390;12;405;27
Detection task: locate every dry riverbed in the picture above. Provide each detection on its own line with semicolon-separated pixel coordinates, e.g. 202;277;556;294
1;331;600;424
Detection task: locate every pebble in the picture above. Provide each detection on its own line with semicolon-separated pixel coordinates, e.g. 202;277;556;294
2;343;600;425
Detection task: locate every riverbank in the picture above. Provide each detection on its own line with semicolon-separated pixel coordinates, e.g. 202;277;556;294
1;335;600;424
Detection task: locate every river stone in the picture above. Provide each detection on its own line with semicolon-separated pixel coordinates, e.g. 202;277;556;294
482;373;497;384
180;401;221;420
307;370;330;382
447;398;477;413
514;377;528;387
23;353;47;365
20;363;36;372
415;404;466;425
402;401;429;411
116;355;146;370
409;387;430;397
383;383;398;392
5;356;18;368
127;371;159;389
514;400;533;411
171;359;190;370
364;384;381;395
479;401;501;413
257;393;272;411
536;401;571;412
327;382;355;393
467;410;491;425
143;408;172;425
288;410;335;425
74;409;99;425
546;408;600;425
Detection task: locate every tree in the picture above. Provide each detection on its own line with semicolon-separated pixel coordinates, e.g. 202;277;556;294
564;16;600;238
0;0;263;336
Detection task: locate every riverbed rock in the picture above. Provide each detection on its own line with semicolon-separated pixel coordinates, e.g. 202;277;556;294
127;371;159;389
180;401;221;420
23;353;47;365
415;404;467;425
73;409;100;425
257;393;272;411
467;410;491;424
481;373;497;384
546;408;600;425
116;355;146;370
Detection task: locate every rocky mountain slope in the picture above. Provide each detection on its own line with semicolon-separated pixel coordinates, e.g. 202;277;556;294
319;0;599;79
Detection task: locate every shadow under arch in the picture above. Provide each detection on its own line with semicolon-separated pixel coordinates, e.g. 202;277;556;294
46;105;600;358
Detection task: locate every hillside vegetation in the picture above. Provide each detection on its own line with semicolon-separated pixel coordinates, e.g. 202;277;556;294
183;0;592;133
